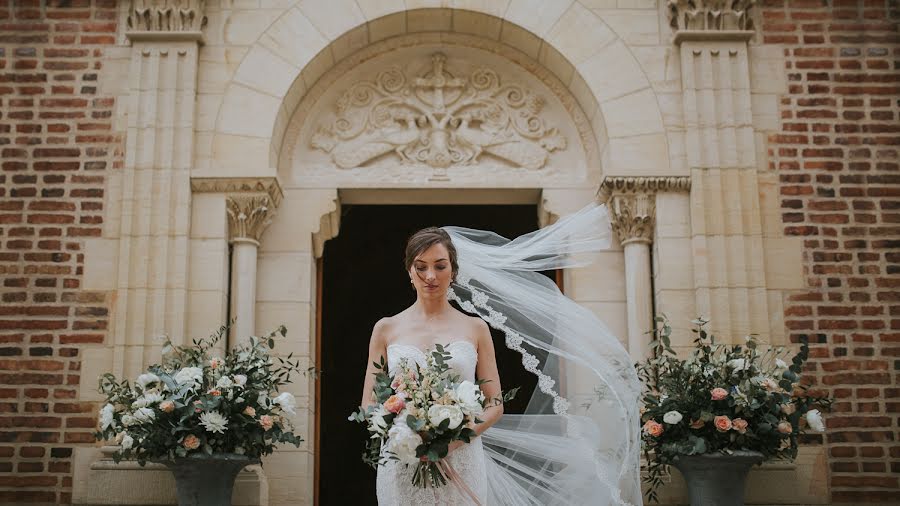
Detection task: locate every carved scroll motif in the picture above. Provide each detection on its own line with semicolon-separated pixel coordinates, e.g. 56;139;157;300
310;53;567;170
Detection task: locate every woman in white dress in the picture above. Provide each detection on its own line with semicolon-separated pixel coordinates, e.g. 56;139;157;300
360;205;644;506
362;227;497;504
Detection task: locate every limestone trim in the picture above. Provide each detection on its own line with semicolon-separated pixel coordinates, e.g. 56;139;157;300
126;0;207;33
192;177;284;209
310;51;567;172
226;195;276;245
599;177;690;245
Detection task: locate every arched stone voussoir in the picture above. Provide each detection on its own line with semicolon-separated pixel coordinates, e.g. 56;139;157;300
211;1;669;176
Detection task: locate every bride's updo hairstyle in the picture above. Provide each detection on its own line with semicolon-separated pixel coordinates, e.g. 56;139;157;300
404;227;459;283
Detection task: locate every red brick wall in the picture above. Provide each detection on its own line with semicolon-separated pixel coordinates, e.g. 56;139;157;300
762;0;900;502
0;1;120;503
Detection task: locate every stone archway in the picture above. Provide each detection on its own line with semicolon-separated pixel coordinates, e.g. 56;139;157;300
207;5;672;179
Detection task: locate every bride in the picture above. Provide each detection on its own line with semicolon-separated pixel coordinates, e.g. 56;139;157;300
360;204;643;506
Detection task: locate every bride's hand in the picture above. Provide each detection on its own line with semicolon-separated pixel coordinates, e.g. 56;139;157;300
447;440;465;454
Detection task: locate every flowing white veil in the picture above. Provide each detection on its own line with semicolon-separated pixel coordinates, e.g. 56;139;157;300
442;203;642;505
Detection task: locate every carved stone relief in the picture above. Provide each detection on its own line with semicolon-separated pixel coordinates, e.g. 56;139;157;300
127;0;207;32
310;52;566;173
667;0;756;31
287;40;593;187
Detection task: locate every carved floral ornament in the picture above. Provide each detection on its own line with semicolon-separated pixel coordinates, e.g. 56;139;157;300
310;53;567;172
667;0;756;31
598;177;691;246
226;195;274;244
127;0;207;32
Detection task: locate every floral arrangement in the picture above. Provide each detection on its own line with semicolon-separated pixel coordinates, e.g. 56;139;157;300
636;317;832;503
349;344;512;488
94;325;310;465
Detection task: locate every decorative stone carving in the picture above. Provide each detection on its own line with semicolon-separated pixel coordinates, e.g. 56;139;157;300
598;176;691;245
126;0;207;33
310;52;567;172
192;177;284;208
226;195;274;244
667;0;756;32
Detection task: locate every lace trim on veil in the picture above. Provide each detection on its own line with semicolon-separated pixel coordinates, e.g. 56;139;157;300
447;277;570;415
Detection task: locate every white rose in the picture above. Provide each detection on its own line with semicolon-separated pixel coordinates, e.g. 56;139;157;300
233;375;247;387
133;407;155;424
454;381;484;416
428;404;464;430
132;392;164;409
216;376;234;390
663;410;683;425
273;392;297;416
384;424;423;464
172;367;204;386
136;373;160;391
805;409;825;432
121;434;134;450
120;414;137;427
727;358;749;373
368;405;390;436
99;403;115;430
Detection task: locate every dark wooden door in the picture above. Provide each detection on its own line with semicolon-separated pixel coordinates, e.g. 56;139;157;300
317;204;546;505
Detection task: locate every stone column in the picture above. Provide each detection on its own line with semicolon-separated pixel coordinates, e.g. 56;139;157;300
110;0;206;379
226;194;276;345
599;177;690;360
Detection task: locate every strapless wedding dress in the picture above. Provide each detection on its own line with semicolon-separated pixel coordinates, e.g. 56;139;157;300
376;341;487;505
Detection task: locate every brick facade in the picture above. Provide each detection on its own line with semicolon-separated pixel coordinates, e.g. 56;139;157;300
762;0;900;502
0;0;898;504
0;1;120;503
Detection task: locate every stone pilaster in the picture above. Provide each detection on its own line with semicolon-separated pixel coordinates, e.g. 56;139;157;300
109;0;207;380
667;0;779;342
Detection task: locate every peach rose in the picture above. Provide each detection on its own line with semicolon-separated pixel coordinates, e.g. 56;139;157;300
260;415;274;431
777;421;793;434
711;388;729;401
689;418;705;429
384;394;406;414
209;357;224;369
714;415;732;432
781;403;796;415
159;400;175;413
732;418;748;434
243;406;256;417
182;434;200;450
207;389;221;397
642;420;664;437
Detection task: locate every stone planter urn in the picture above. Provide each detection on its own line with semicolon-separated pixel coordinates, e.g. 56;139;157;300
156;453;260;506
672;450;764;506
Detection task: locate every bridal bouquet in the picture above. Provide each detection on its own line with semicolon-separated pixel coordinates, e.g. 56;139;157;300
94;325;309;465
349;344;498;488
636;317;832;502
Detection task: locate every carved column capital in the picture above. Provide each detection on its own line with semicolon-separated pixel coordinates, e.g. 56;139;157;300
598;176;691;245
667;0;756;44
126;0;207;43
226;195;275;245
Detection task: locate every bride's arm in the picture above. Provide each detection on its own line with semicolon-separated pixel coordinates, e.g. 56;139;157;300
360;317;389;410
472;318;502;436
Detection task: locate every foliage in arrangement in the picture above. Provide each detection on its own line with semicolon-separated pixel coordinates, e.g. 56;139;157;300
94;325;312;465
636;316;832;503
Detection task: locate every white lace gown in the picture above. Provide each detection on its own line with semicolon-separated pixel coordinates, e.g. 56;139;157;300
376;341;488;505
